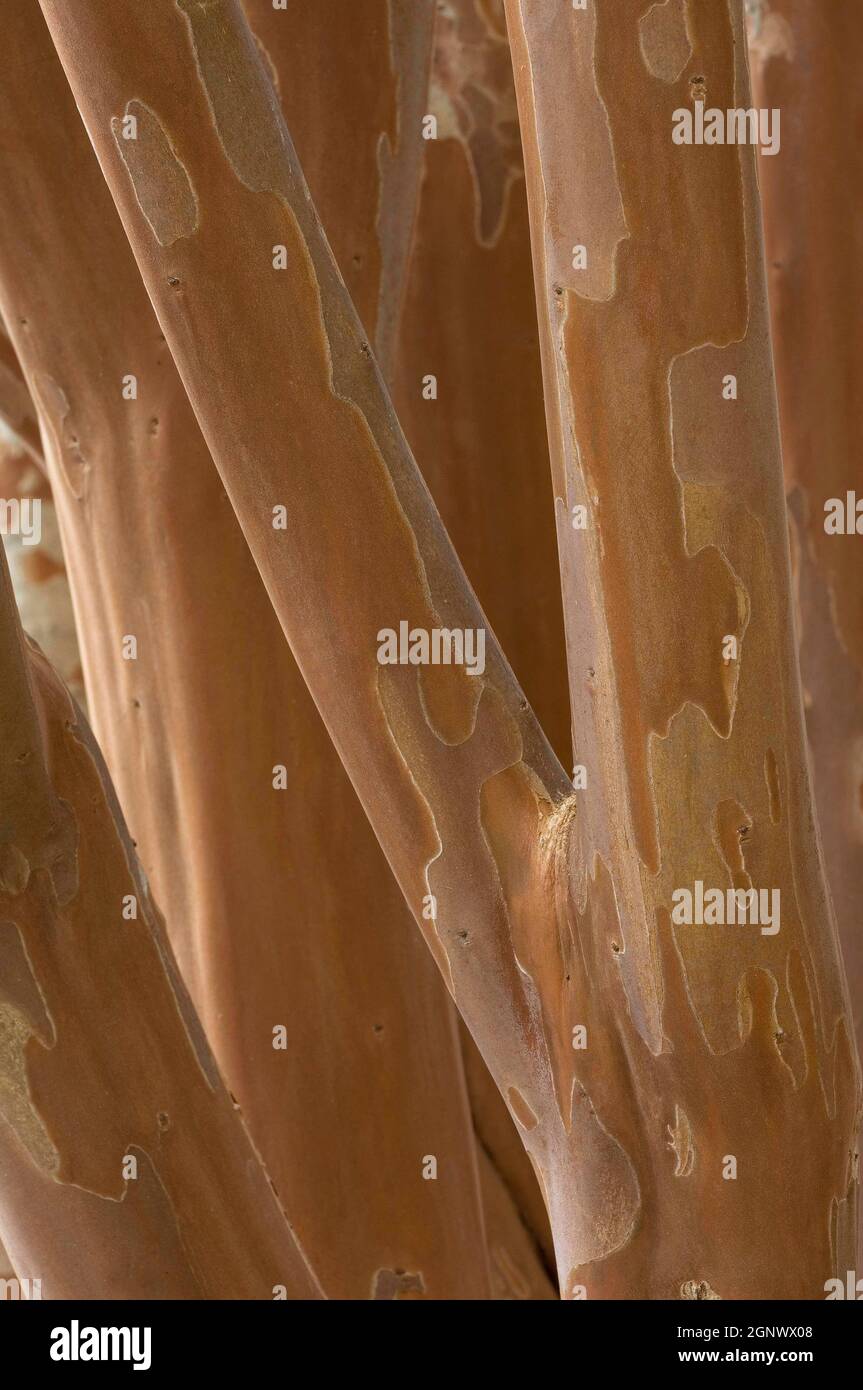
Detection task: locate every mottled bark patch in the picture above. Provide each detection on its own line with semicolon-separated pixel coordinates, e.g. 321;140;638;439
666;1104;695;1176
371;1267;425;1299
746;1;795;62
0;1005;58;1173
111;100;199;246
681;1277;720;1299
639;0;692;84
430;0;522;247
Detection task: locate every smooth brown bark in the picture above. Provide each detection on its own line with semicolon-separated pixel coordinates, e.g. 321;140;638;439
41;0;576;1273
244;0;433;382
0;325;42;469
0;1234;15;1284
0;1;554;1291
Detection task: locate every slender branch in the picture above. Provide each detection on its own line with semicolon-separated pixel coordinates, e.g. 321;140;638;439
39;0;579;1270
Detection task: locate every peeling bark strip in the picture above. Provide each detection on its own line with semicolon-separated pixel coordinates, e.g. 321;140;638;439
39;0;860;1296
111;100;200;246
0;544;320;1299
0;0;492;1300
241;0;433;382
747;0;863;1261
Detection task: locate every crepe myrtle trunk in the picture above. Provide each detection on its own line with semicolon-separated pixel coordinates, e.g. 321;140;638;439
502;0;860;1292
243;0;552;1297
747;0;863;1262
0;0;506;1300
40;0;860;1297
0;543;320;1300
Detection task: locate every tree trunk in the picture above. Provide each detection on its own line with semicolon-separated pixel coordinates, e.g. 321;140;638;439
502;0;859;1292
245;0;553;1296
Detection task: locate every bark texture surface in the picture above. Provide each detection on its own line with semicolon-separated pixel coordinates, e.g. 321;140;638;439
38;0;860;1298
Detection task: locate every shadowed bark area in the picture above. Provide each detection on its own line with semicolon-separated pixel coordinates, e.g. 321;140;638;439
39;0;860;1296
0;0;493;1299
748;0;863;1257
0;444;83;708
0;324;79;702
0;543;320;1300
0;325;42;469
393;0;563;1272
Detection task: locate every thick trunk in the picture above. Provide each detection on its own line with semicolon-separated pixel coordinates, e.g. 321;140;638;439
41;0;575;1276
245;0;552;1297
502;0;859;1292
747;0;863;1259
